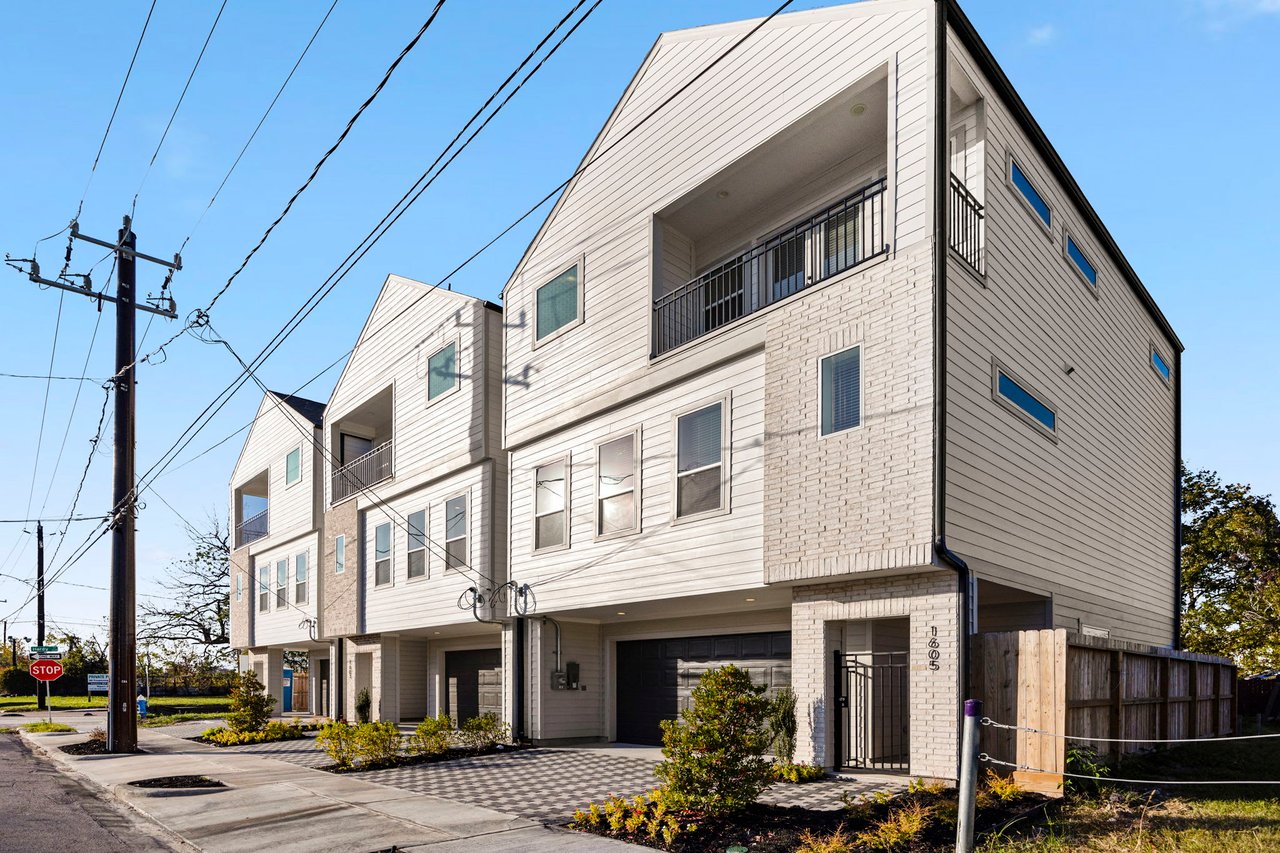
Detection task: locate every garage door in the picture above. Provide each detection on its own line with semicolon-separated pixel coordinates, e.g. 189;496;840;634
445;648;502;723
615;631;791;745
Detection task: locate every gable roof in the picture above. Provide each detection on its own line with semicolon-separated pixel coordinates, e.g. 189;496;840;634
269;391;326;427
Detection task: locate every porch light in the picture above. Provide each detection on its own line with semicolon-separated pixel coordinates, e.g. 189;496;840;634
850;102;866;116
616;611;626;616
716;190;730;199
745;597;756;602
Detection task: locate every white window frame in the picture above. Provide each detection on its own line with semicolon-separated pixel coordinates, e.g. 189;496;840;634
284;445;303;487
425;337;461;405
1005;151;1053;236
1149;342;1172;385
334;534;345;574
406;508;429;581
532;455;571;554
670;393;732;525
531;255;585;349
235;571;242;602
258;565;270;613
373;521;393;587
294;552;308;605
275;559;288;609
443;490;469;572
594;429;641;541
817;343;865;439
1062;231;1099;296
991;358;1059;443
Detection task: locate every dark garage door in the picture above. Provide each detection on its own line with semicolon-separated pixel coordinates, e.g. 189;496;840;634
615;631;791;745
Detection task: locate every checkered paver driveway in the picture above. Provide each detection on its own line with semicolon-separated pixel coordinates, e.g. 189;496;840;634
222;736;902;823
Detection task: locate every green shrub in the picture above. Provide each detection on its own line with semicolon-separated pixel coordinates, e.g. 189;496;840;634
773;761;825;783
796;823;854;853
570;789;693;847
355;688;372;724
852;802;932;851
456;712;508;750
407;713;452;756
977;768;1025;807
353;721;402;766
654;664;774;816
225;670;274;733
88;727;107;745
200;721;307;746
317;722;359;767
0;667;35;695
767;685;797;762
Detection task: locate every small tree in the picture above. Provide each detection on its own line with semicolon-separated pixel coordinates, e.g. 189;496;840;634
655;665;775;815
355;687;372;724
768;686;798;763
225;670;274;733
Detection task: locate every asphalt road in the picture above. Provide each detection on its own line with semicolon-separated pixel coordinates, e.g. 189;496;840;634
0;733;182;853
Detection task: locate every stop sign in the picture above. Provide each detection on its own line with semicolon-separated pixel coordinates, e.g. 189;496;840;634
29;660;63;682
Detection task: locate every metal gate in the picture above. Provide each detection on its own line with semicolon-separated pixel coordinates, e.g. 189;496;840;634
834;650;909;772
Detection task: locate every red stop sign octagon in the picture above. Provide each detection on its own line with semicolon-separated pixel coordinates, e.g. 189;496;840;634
29;660;63;681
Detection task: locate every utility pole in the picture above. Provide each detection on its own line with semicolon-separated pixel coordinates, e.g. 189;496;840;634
6;215;179;754
36;522;45;711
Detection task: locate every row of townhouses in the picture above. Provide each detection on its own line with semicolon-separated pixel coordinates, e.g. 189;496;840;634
227;0;1181;780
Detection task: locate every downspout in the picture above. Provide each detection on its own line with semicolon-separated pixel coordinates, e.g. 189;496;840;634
542;615;563;673
1172;349;1183;649
514;616;527;742
334;637;345;721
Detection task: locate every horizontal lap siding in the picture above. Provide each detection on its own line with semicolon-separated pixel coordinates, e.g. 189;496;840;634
250;532;319;647
944;34;1176;646
231;395;319;550
510;354;766;612
504;7;932;445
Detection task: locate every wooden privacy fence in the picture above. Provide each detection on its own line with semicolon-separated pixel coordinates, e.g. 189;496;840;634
972;629;1237;793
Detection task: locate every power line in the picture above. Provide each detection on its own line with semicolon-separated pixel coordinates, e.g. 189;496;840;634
0;517;108;525
133;0;230;211
0;372;108;382
180;0;341;254
37;309;105;518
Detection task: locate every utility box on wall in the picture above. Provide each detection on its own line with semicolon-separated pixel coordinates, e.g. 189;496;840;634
550;661;582;690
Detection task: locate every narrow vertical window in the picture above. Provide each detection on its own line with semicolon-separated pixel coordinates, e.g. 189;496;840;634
1009;157;1051;228
427;342;458;401
285;447;301;485
258;565;269;612
294;553;308;604
275;559;288;608
597;434;637;535
676;402;725;518
534;459;567;551
535;263;580;341
334;534;345;574
820;346;862;435
407;510;427;578
374;522;392;586
235;572;242;602
445;495;467;570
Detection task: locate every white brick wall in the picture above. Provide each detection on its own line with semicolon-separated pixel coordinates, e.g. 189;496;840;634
791;568;961;780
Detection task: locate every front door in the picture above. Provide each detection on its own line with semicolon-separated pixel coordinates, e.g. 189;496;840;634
444;648;502;723
317;659;330;717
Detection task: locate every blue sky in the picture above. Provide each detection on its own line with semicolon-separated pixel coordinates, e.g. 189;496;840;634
0;0;1276;638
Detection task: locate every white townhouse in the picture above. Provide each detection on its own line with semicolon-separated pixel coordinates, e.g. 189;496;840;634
229;391;330;715
318;276;508;725
498;0;1181;781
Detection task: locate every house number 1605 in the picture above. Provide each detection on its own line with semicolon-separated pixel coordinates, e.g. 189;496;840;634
927;625;941;671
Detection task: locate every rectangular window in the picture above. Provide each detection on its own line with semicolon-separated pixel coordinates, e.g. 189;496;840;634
535;263;580;341
285;447;301;485
676;402;725;518
275;559;288;608
407;509;427;578
334;534;345;573
597;434;637;536
374;522;392;586
820;346;862;435
1151;346;1171;382
534;459;568;551
1009;157;1051;228
1065;235;1097;287
258;565;269;612
295;553;308;604
995;367;1057;434
427;342;457;401
235;572;242;602
445;495;467;570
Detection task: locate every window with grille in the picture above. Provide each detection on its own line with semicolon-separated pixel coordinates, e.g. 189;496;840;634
597;434;637;536
676;402;725;518
534;459;568;550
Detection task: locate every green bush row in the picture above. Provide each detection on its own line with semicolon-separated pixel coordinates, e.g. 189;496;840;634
201;720;321;746
317;712;511;769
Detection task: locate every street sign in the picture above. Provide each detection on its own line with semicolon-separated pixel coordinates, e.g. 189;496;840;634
87;673;109;692
30;645;61;654
32;652;62;660
29;660;63;682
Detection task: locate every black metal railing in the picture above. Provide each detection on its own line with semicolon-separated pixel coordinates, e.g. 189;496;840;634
949;173;984;275
235;508;269;549
331;439;393;503
652;178;888;357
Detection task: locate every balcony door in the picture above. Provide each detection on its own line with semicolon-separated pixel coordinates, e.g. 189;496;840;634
340;433;373;465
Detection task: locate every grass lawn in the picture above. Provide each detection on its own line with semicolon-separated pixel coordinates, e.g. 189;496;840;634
0;695;230;714
982;727;1280;852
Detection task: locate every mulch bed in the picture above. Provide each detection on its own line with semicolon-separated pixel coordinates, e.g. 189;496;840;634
61;739;111;756
128;775;225;789
321;742;526;773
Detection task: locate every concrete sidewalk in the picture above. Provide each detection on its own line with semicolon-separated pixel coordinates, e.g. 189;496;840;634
17;717;640;853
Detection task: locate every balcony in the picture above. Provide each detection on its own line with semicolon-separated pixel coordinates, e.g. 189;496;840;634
653;179;887;357
949;173;984;275
235;508;269;549
332;439;394;503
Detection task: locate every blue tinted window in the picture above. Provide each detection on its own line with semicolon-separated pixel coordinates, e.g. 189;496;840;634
1151;349;1171;381
997;370;1056;432
1066;236;1096;286
1010;159;1051;228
